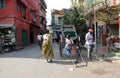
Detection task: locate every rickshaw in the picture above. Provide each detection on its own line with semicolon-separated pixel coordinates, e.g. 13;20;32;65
59;25;87;67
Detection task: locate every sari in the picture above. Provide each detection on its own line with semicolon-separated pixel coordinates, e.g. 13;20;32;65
42;33;54;60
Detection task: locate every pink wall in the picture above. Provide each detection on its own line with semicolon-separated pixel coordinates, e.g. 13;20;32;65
0;0;46;47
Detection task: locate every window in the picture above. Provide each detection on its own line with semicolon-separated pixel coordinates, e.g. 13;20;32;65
52;16;55;25
30;9;36;16
32;15;36;23
0;0;5;9
30;10;33;16
58;17;62;25
17;3;21;12
22;7;26;19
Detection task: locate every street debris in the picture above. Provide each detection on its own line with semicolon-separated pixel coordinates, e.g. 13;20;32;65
69;68;74;71
111;56;120;65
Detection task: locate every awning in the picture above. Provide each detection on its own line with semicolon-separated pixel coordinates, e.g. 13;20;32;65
97;20;106;26
0;24;14;28
91;20;106;26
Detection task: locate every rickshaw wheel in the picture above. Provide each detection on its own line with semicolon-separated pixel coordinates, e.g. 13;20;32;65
59;41;63;57
59;35;64;57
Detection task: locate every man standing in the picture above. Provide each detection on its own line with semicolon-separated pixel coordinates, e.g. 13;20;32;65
0;36;4;53
37;32;43;49
85;28;94;59
56;32;60;44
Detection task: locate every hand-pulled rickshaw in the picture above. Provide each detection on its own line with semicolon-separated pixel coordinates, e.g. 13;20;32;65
59;25;87;67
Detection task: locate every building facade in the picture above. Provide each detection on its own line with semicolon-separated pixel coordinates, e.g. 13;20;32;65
0;0;47;50
51;9;64;39
82;0;120;46
39;0;47;32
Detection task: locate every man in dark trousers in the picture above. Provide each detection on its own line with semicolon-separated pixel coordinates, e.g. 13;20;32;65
85;28;94;59
56;32;60;44
37;32;43;49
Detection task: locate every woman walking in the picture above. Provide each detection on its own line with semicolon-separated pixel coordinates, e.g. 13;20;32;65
42;30;54;63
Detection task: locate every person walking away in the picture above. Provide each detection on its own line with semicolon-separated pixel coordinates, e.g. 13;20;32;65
42;30;54;63
56;32;60;44
0;36;4;53
37;32;43;49
63;34;74;56
85;28;94;59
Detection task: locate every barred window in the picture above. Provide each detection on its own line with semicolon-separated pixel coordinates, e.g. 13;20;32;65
17;3;21;12
0;0;5;9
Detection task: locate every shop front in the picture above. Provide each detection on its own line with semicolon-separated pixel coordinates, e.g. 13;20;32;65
0;24;16;53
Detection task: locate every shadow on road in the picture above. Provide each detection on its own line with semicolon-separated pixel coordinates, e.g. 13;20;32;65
0;43;89;67
50;60;74;65
0;44;42;59
0;43;71;60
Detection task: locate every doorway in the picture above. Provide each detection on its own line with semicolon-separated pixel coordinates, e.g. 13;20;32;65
29;28;34;44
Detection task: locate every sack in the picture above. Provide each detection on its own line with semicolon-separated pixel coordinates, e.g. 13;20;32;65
71;46;75;53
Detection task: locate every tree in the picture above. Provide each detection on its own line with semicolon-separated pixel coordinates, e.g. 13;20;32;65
95;0;118;24
62;7;86;33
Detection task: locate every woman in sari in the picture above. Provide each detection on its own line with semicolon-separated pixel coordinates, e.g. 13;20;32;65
42;30;54;63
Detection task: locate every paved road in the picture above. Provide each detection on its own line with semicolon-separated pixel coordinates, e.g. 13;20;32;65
0;43;120;78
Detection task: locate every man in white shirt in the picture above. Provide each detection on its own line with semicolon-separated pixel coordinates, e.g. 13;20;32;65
85;28;94;59
37;33;43;49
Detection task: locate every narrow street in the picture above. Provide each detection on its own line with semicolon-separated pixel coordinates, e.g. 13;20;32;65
0;43;120;78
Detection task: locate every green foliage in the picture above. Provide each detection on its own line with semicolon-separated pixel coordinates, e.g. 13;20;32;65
62;7;86;33
62;13;72;24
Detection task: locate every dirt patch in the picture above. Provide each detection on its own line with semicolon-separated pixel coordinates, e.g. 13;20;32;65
91;68;110;75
